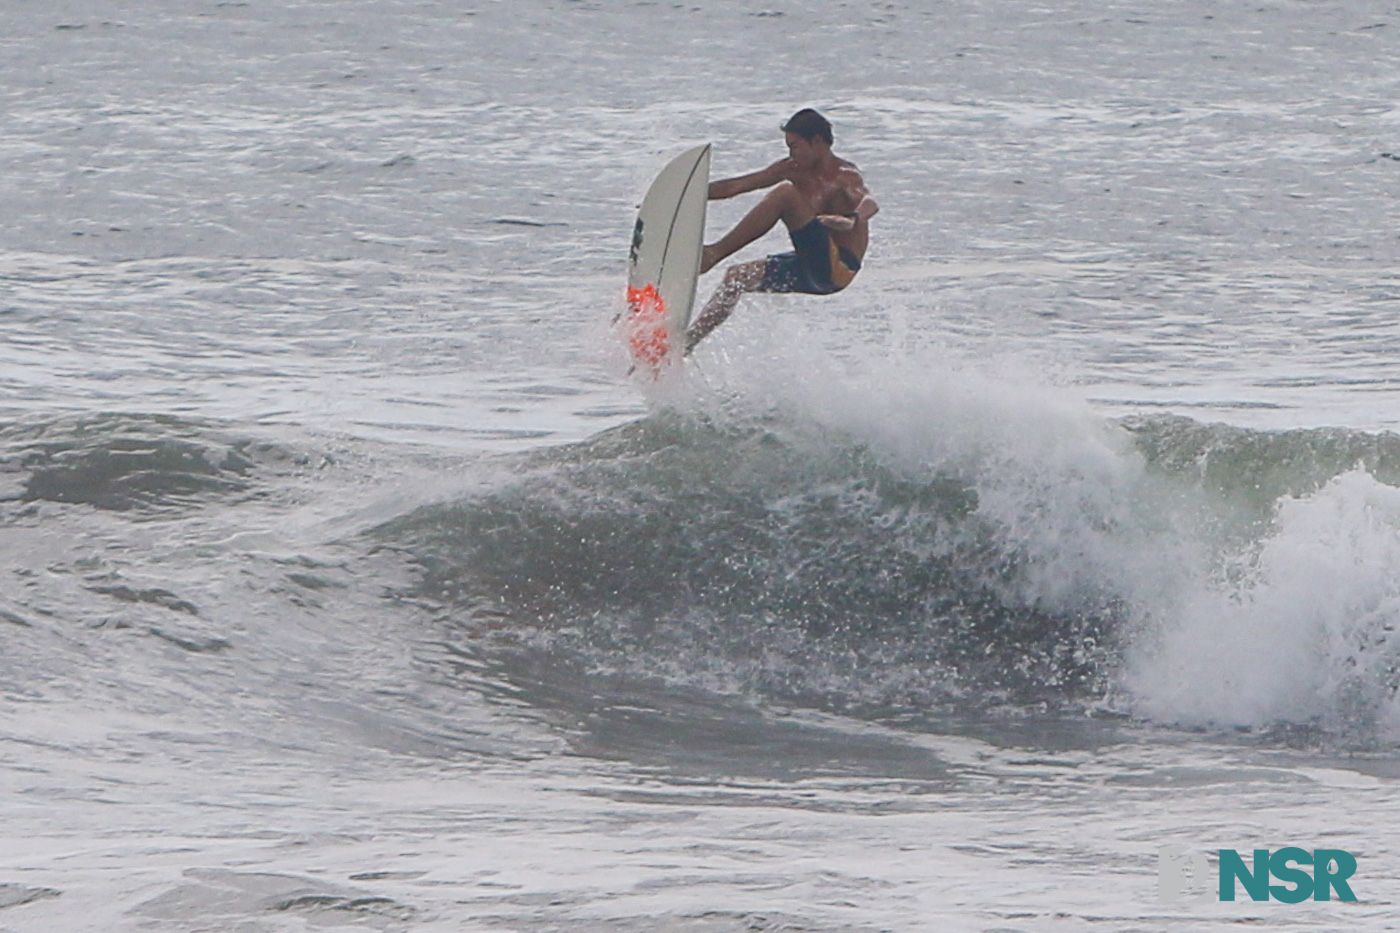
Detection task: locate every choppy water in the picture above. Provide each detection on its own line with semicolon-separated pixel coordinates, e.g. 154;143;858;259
6;1;1400;930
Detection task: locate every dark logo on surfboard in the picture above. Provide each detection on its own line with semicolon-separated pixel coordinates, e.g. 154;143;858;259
629;218;644;265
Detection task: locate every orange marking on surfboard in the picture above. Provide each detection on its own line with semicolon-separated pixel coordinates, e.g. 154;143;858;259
624;283;672;369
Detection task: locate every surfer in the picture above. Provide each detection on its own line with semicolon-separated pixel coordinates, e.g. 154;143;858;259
684;108;879;353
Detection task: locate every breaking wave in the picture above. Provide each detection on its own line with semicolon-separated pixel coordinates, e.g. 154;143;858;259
383;359;1400;740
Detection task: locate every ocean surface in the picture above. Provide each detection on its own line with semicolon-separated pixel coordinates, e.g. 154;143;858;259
4;1;1400;929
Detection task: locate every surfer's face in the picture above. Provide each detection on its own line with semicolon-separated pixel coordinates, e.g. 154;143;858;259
785;131;821;167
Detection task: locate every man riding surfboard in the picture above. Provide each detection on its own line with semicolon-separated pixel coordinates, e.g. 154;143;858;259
685;108;879;353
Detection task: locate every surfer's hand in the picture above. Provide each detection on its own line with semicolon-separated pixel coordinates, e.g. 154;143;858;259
818;214;857;232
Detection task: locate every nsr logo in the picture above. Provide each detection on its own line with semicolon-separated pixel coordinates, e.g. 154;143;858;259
1159;847;1358;903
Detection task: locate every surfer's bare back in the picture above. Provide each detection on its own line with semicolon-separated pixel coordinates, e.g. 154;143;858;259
684;108;879;353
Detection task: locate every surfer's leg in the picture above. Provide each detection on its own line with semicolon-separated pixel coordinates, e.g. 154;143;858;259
701;183;801;274
685;259;767;353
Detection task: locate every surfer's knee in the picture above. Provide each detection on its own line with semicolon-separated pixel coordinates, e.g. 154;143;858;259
767;180;798;202
759;181;800;218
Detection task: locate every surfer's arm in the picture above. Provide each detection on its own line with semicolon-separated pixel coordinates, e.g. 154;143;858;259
708;160;788;200
844;170;878;222
818;189;879;231
847;194;879;225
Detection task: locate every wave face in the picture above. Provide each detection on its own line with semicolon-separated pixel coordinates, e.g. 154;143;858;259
388;411;1122;715
383;362;1400;739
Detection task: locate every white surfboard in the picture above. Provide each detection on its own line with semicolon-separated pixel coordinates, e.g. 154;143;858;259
623;144;711;374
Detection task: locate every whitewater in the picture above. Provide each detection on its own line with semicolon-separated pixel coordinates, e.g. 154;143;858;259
4;0;1400;929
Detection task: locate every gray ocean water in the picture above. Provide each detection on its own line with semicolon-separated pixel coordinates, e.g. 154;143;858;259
5;1;1400;930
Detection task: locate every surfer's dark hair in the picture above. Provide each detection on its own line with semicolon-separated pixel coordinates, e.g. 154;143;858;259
781;108;833;145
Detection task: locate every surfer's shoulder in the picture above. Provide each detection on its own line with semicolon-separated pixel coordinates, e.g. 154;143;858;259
833;160;869;196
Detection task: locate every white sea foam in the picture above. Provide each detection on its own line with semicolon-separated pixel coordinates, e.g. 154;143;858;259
1130;468;1400;732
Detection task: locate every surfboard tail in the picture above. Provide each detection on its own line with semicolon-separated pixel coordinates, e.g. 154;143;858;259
623;284;674;372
